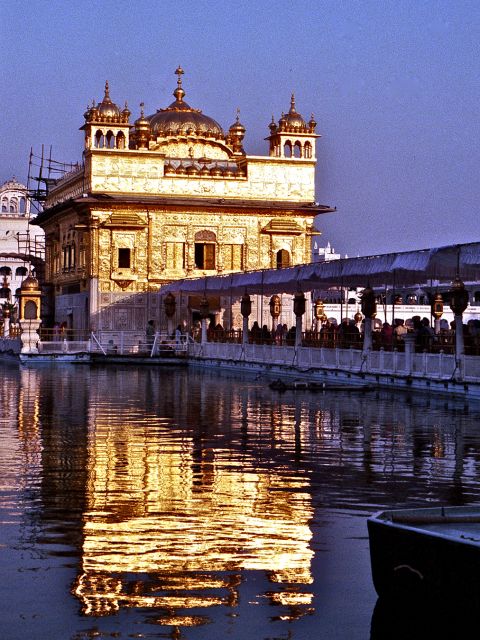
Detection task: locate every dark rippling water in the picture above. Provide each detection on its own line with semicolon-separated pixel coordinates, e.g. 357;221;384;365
1;361;480;639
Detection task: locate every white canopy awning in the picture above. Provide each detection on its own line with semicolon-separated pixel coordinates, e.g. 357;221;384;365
160;241;480;297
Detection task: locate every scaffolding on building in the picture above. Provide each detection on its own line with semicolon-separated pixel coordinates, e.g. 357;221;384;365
26;145;81;214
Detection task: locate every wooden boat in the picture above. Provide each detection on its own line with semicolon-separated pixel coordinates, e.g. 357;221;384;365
368;505;480;604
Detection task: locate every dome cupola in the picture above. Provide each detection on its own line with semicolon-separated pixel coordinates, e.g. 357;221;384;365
279;94;307;132
83;82;130;125
21;273;40;292
97;81;121;120
148;67;225;139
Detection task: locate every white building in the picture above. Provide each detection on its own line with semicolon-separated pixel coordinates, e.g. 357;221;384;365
312;240;342;262
0;178;44;304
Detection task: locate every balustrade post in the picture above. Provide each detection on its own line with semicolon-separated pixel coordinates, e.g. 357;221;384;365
404;334;415;375
363;317;373;352
201;318;208;345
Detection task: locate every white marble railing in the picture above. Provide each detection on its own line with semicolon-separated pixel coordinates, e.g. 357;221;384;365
188;342;480;383
37;340;90;354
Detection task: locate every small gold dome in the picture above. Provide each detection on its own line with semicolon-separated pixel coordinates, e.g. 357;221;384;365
229;110;246;135
21;274;40;291
97;81;121;119
277;94;308;132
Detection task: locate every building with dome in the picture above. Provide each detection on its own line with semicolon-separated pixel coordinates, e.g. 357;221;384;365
0;178;44;305
34;68;333;333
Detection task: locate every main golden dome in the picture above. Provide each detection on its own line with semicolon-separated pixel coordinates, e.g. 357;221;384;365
148;67;224;138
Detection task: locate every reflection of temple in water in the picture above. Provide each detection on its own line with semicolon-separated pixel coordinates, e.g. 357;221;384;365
73;368;315;626
5;363;480;634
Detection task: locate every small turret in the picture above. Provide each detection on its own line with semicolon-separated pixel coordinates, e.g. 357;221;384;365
227;109;246;154
81;82;131;150
133;103;151;150
266;95;319;159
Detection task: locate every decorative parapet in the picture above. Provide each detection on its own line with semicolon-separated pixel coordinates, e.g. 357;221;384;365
82;152;315;203
44;164;86;208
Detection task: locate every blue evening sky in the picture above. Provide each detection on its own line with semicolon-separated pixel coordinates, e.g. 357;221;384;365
1;0;479;257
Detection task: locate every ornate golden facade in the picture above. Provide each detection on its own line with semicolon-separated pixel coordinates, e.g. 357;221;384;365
35;68;333;331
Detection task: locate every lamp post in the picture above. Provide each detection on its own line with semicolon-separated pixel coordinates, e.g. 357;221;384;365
449;276;469;380
360;286;376;353
269;295;282;333
18;273;42;354
240;293;252;346
314;298;325;333
431;292;444;335
293;291;306;347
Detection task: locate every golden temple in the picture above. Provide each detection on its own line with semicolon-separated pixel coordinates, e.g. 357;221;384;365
34;68;333;332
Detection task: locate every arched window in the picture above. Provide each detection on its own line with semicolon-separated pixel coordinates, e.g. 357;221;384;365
95;130;104;148
293;141;302;158
15;266;28;277
9;198;18;213
0;266;12;276
116;131;126;149
474;291;480;303
304;141;312;158
106;131;115;149
2;198;8;212
276;249;290;269
283;141;292;158
19;197;26;213
194;230;216;270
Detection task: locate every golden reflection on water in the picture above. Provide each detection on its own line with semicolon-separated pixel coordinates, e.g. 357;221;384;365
74;383;314;625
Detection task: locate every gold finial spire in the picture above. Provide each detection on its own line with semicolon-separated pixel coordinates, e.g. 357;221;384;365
290;93;296;113
236;107;241;123
175;65;184;82
104;81;110;98
140;101;145;117
173;66;185;103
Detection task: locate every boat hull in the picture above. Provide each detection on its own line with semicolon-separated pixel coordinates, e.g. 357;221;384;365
368;506;480;604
